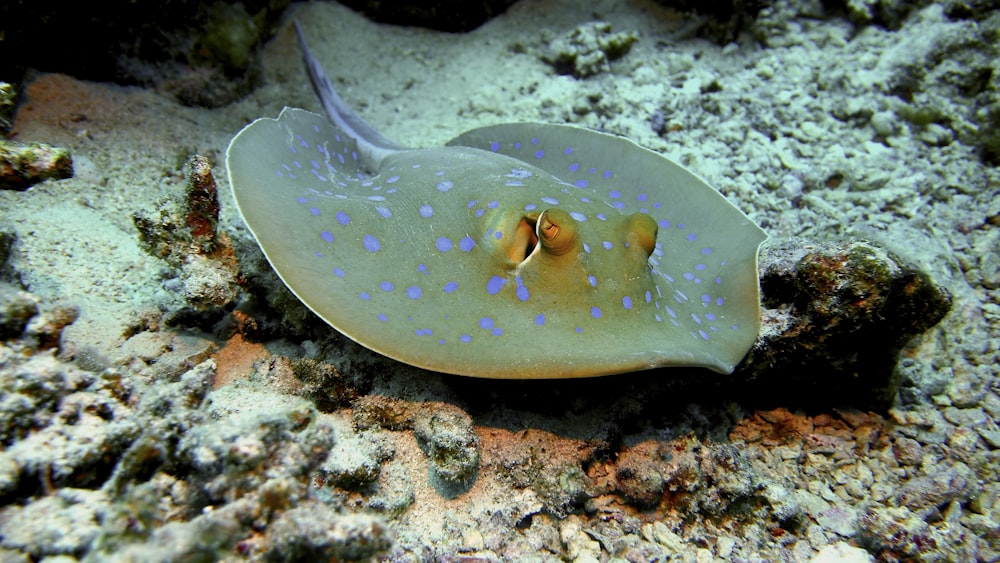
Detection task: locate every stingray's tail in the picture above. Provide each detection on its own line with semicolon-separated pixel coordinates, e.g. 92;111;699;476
294;21;406;161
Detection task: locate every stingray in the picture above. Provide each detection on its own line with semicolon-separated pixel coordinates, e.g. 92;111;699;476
225;24;767;378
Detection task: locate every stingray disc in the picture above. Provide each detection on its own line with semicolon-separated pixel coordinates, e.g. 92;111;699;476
227;106;766;378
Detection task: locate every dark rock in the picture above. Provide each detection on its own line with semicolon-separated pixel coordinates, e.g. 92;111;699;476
738;238;951;409
0;1;290;108
0;283;38;339
655;0;769;44
337;0;517;32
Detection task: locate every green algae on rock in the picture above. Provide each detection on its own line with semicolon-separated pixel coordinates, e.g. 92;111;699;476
0;140;73;191
543;21;639;78
743;238;952;408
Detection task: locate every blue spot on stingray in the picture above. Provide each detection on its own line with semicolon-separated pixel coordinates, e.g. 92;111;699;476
417;263;428;274
336;211;350;225
701;247;713;255
436;237;453;252
637;193;648;202
715;277;723;284
576;326;584;333
569;163;580;172
486;276;506;295
386;175;400;183
376;206;392;218
658;219;671;229
565;147;573;155
604;170;612;179
490;141;500;152
437;180;453;192
716;297;725;306
494;231;503;240
420;205;434;218
687;233;698;241
570;211;587;221
492;327;503;336
623;296;633;310
359;292;371;301
602;241;613;250
460;334;472;343
695;264;707;271
407;286;422;300
706;312;717;321
646;290;652;303
524;203;537;211
591;306;602;319
296;196;308;204
515;277;529;301
575;179;589;188
380;281;394;292
488;200;499;209
460;236;476;252
534;313;545;326
333;267;345;278
698;329;710;340
535;150;544;158
588;275;597;287
541;197;559;205
479;317;494;330
443;282;458;293
309;206;320;216
363;235;381;253
583;243;591;253
467;200;477;208
378;313;387;322
321;230;334;243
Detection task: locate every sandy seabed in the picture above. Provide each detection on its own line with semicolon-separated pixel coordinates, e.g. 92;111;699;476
1;0;998;561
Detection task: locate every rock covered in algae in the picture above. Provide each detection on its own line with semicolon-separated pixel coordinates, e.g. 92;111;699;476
742;238;952;408
0;140;73;191
0;82;15;135
543;21;639;78
353;396;480;495
133;155;238;311
0;292;391;560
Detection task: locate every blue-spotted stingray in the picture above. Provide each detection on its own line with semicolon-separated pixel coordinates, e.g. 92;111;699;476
225;24;767;378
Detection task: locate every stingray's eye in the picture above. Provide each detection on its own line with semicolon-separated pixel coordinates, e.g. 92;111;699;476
536;209;579;257
625;212;658;258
